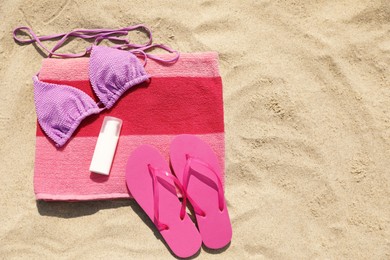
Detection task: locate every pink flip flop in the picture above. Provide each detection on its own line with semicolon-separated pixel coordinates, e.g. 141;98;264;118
170;135;232;249
125;145;201;258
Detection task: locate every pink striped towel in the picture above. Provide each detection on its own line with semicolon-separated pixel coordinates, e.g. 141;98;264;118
34;52;225;201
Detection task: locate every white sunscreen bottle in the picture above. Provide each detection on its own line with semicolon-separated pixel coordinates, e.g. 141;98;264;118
89;116;122;175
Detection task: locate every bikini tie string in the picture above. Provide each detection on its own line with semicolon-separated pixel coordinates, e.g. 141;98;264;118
13;25;179;64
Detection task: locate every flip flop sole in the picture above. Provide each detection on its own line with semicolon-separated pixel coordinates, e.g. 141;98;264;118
126;145;201;258
170;135;232;249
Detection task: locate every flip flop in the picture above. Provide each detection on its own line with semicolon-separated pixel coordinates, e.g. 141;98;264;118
170;134;232;249
125;145;202;258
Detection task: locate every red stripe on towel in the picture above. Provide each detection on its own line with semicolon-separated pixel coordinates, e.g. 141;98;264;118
36;77;224;136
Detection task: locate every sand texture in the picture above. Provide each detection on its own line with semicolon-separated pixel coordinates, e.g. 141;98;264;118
1;0;390;259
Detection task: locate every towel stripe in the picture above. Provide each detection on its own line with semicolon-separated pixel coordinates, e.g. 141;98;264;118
36;77;224;136
39;52;220;81
34;133;225;200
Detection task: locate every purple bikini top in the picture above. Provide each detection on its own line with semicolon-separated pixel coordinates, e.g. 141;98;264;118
13;25;179;147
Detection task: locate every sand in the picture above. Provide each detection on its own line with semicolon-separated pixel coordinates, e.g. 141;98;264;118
1;0;390;259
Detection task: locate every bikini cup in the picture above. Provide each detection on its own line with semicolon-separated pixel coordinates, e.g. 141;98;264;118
33;45;150;147
13;25;179;147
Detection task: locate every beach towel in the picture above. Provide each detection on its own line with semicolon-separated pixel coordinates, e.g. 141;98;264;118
34;52;225;201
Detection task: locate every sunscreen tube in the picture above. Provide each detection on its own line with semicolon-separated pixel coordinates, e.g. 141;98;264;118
89;116;122;175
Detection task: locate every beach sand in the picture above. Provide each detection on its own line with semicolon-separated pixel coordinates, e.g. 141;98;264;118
1;0;389;258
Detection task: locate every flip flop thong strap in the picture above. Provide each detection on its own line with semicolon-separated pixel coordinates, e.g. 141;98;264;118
182;155;225;212
148;165;189;231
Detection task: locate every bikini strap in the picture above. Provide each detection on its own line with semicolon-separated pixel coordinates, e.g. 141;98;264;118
13;25;179;63
130;44;180;66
